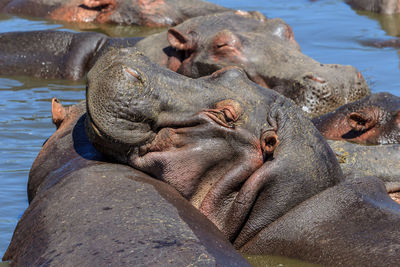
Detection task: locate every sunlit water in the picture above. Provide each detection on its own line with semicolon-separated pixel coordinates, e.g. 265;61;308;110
0;0;399;262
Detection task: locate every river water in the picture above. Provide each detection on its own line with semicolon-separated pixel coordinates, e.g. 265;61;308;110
0;0;399;262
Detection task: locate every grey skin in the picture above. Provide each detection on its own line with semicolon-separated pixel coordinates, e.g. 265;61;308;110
0;30;143;80
346;0;400;14
312;93;400;145
85;47;343;250
0;0;230;26
4;49;400;266
86;47;400;265
3;100;250;266
0;11;370;117
328;140;400;193
135;11;369;117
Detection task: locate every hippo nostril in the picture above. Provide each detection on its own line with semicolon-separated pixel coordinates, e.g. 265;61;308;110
261;130;279;161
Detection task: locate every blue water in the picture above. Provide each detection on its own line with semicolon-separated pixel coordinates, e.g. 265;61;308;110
0;0;400;257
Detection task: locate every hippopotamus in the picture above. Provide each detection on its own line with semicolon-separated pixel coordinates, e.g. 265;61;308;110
328;140;400;194
346;0;400;14
312;92;400;145
4;48;400;266
0;0;230;26
0;12;370;117
83;47;400;265
3;99;250;266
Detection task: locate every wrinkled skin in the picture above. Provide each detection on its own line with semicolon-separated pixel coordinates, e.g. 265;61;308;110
4;48;400;266
0;11;369;117
328;140;400;195
313;93;400;145
3;100;250;266
86;47;343;249
84;48;400;266
346;0;400;14
0;30;142;80
135;11;370;117
0;0;230;26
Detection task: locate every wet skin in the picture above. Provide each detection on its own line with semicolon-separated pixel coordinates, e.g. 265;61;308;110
135;11;369;117
312;92;400;145
85;47;343;248
84;48;400;266
0;0;230;26
3;100;250;266
0;12;370;117
4;48;400;266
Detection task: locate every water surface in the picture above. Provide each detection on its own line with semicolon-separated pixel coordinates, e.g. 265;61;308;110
0;0;399;261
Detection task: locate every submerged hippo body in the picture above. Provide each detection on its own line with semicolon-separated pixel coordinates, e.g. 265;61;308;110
346;0;400;14
0;11;370;117
82;48;400;265
313;93;400;145
3;100;250;266
0;0;230;26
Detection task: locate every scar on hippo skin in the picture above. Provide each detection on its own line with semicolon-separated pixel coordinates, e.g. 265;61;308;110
313;92;400;145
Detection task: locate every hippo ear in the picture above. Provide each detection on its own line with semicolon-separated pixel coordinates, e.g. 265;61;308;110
347;111;378;131
51;98;67;129
167;28;196;51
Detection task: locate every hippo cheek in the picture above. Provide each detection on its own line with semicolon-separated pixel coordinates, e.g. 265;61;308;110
129;111;263;196
128;111;271;240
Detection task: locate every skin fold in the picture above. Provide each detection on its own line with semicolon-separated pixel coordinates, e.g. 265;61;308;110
3;100;250;266
0;11;369;117
85;47;344;248
4;48;400;266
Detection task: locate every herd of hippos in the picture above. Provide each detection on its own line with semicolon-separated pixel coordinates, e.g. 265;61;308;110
1;0;400;266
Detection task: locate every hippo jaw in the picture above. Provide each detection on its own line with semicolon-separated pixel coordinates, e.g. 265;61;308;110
86;48;344;247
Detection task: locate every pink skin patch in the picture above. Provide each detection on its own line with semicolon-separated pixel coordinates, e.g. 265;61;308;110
127;101;278;240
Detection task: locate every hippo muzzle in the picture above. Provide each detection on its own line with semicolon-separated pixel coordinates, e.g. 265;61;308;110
86;47;343;247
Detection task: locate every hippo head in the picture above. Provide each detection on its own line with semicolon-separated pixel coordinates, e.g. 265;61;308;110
85;47;343;248
21;0;229;26
162;12;369;117
313;92;400;145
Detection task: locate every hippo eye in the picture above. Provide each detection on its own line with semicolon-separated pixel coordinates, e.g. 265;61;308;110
204;100;242;128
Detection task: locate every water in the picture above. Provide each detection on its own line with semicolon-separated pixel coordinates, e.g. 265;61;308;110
0;0;399;261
